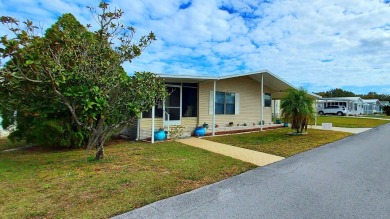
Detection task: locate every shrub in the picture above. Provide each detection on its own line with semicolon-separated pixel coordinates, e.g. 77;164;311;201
5;113;87;148
383;106;390;116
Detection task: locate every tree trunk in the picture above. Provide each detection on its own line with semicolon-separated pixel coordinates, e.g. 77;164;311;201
86;118;107;160
94;131;106;160
95;140;105;160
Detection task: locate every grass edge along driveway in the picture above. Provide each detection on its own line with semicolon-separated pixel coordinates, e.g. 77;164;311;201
0;140;255;219
206;128;352;157
314;116;390;128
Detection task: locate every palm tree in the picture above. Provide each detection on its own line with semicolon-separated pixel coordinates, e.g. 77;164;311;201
281;88;315;133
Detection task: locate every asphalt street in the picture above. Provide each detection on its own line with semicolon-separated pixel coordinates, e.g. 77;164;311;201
114;123;390;219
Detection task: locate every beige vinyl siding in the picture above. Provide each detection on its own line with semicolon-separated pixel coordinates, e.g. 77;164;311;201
138;117;198;139
199;76;273;127
139;118;163;140
138;75;275;139
181;117;198;130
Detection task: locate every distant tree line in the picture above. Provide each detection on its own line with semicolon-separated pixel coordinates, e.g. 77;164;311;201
315;88;390;101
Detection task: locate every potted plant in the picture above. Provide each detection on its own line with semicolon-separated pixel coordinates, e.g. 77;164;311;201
154;128;166;141
194;126;206;137
202;122;209;129
228;122;234;127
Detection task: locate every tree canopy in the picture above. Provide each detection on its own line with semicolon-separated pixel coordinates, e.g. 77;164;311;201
316;88;356;98
316;88;390;101
0;2;167;159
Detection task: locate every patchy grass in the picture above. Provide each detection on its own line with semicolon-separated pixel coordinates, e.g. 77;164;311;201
206;128;352;157
0;140;255;218
0;138;27;151
314;116;390;128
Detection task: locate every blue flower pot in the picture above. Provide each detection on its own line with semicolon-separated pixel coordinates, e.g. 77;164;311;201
283;123;289;127
194;127;206;137
154;130;166;141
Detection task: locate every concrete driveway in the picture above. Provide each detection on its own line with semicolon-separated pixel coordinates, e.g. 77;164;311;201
114;123;390;219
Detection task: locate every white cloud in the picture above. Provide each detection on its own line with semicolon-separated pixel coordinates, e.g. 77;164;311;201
1;0;390;94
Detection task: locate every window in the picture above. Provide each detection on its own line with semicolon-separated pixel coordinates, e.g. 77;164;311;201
215;92;225;114
264;93;271;107
225;93;235;114
215;92;235;115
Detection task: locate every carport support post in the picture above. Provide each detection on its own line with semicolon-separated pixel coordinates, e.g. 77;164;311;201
151;105;155;143
136;116;140;141
212;80;216;136
315;99;317;126
261;74;264;131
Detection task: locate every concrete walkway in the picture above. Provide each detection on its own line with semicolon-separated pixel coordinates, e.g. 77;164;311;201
176;138;284;166
310;125;371;134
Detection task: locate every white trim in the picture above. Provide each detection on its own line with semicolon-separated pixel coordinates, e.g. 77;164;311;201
235;93;240;115
156;74;217;80
315;99;317;126
154;71;321;100
136;117;140;140
212;81;216;136
261;74;264;131
209;91;214;115
151;105;155;143
164;85;182;126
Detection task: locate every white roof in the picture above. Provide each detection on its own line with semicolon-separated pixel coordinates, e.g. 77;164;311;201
362;99;381;104
156;70;321;99
380;101;390;106
320;97;363;102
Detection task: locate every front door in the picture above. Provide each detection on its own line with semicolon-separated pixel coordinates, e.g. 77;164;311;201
164;86;181;126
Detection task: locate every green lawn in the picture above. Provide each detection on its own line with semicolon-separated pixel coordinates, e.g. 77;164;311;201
363;114;390;119
206;128;352;157
0;140;255;218
313;116;390;128
0;138;27;151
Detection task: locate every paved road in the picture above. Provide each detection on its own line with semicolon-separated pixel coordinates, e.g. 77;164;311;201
114;124;390;219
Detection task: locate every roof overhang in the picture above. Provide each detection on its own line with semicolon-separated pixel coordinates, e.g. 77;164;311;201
155;73;216;83
155;70;321;99
362;99;381;105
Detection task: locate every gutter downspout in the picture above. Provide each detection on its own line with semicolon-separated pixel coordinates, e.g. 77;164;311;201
273;99;276;120
212;80;216;136
261;74;264;131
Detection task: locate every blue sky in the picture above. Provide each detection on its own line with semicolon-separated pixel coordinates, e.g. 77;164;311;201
1;0;390;94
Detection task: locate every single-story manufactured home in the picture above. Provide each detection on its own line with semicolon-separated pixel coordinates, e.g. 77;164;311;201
317;97;365;115
363;99;382;114
131;70;320;142
380;101;390;107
